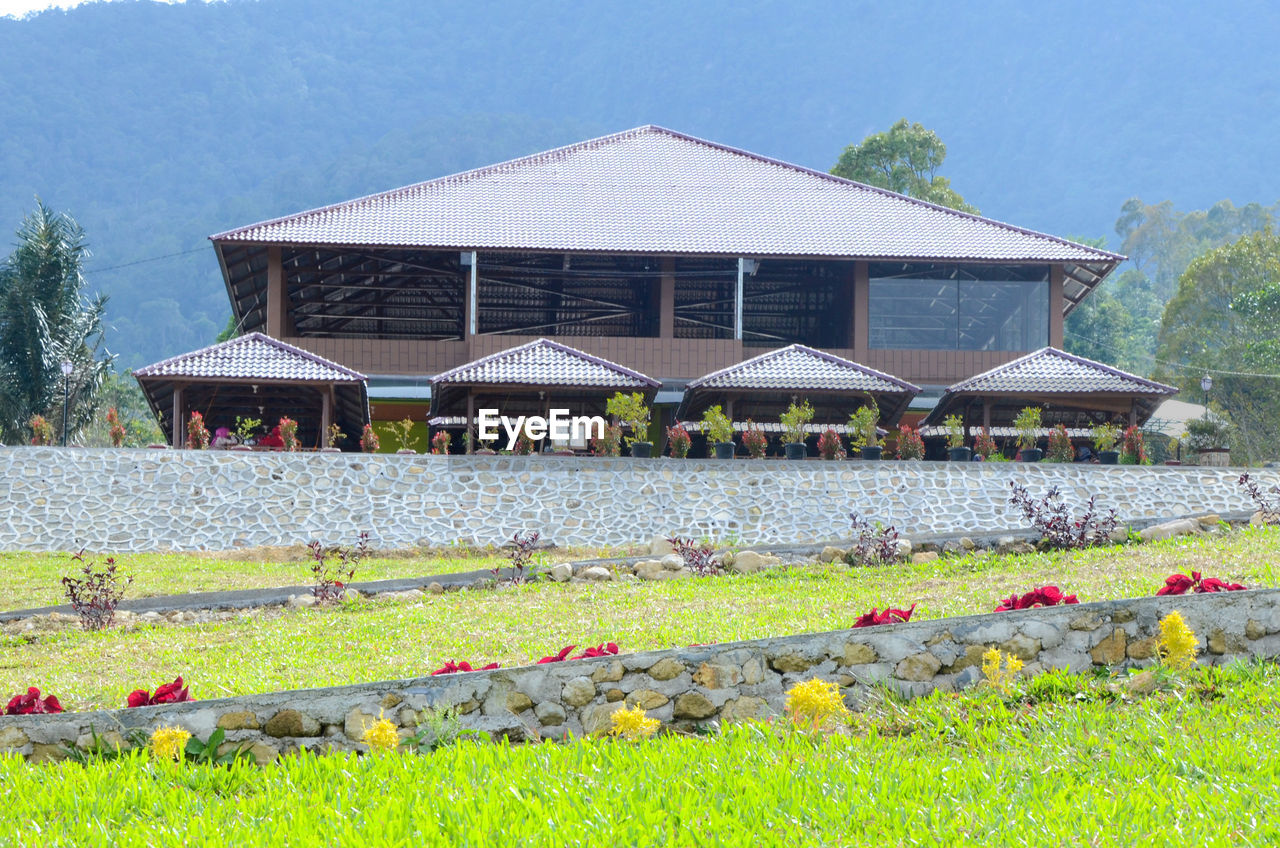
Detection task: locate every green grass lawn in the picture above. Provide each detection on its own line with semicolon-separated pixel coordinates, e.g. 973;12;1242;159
4;661;1279;846
5;528;1276;711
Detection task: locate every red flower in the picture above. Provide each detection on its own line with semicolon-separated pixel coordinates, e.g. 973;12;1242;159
572;643;620;660
430;660;501;676
1156;571;1246;595
537;645;576;664
852;604;916;628
126;676;193;707
5;687;63;715
994;586;1079;612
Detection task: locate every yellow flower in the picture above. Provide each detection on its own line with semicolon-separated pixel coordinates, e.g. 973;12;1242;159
1157;610;1199;670
362;710;400;753
610;705;660;741
149;725;191;762
982;648;1022;694
785;678;850;730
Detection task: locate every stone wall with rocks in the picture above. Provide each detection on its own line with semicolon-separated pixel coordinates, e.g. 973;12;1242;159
0;447;1273;552
2;588;1277;762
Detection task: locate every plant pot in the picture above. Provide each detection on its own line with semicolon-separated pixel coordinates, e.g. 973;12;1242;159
784;443;806;461
861;446;882;461
396;449;417;455
713;441;736;460
631;441;653;458
1163;460;1182;466
147;443;169;449
1019;448;1043;462
474;449;496;455
1097;450;1119;465
230;445;252;452
320;447;341;453
948;446;972;463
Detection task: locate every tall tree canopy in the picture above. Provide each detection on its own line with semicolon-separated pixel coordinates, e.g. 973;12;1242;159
1155;229;1280;463
830;119;977;213
0;201;111;443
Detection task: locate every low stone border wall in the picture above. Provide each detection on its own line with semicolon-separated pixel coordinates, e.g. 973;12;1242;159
4;588;1276;762
0;447;1274;551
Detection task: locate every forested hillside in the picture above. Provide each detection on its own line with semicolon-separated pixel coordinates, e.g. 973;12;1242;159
2;0;1279;367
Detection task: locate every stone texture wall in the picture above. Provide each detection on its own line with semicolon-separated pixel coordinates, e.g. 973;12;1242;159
2;589;1277;762
0;447;1273;552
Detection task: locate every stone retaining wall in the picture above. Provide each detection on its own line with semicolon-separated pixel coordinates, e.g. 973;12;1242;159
2;589;1277;762
0;447;1273;551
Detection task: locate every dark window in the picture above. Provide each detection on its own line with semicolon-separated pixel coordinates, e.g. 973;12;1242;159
868;263;1049;351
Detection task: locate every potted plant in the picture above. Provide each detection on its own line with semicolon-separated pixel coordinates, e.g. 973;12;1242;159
513;431;536;455
606;391;653;458
388;417;420;454
1013;406;1042;462
666;423;691;458
741;420;768;459
896;424;924;460
973;427;997;461
359;424;380;453
431;430;451;455
1119;425;1148;465
323;424;345;453
1184;417;1230;466
107;407;126;448
944;413;970;462
29;414;54;446
817;427;845;460
779;399;813;460
701;405;735;459
591;423;622;457
278;416;300;452
1164;435;1182;466
1045;424;1072;463
186;411;210;450
848;403;880;460
1091;423;1120;465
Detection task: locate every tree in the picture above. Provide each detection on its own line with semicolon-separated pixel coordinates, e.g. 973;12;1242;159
1155;229;1280;463
830;119;978;213
0;201;112;443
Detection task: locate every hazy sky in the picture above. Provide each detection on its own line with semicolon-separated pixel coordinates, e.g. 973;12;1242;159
0;0;197;18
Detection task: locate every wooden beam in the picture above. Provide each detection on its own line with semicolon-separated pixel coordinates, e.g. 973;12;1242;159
660;257;675;339
172;385;184;449
465;391;474;454
853;261;870;361
266;246;295;338
321;387;333;448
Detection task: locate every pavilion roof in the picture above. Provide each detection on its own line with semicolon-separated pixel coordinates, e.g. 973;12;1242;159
687;344;919;394
133;332;366;383
942;348;1177;396
431;338;659;389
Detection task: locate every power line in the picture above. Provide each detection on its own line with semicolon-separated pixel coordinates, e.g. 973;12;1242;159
1064;328;1280;380
87;246;206;274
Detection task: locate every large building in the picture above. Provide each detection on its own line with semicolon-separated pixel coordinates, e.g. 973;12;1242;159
200;125;1126;444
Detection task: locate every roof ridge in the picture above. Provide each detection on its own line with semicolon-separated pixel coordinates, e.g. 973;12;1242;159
133;331;366;381
688;343;921;392
945;346;1177;394
431;337;659;387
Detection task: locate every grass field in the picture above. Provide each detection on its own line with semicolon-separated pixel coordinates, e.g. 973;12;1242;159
4;528;1275;710
4;660;1279;846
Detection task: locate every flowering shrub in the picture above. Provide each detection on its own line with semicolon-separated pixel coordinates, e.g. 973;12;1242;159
431;430;451;455
431;660;501;675
327;423;346;449
843;512;902;567
513;432;536;455
1156;611;1199;670
128;676;192;708
362;711;401;753
29;414;54;446
61;550;133;631
1008;482;1118;549
496;530;541;584
666;424;691;458
1045;424;1072;463
106;407;126;447
1238;472;1280;524
994;585;1078;612
6;687;62;715
573;643;620;659
1156;571;1246;595
785;679;849;731
186;411;210;449
667;536;719;577
307;531;368;603
1119;425;1147;465
360;424;380;452
896;424;924;460
591;423;622;457
981;648;1023;694
741;421;768;459
278;416;299;451
973;427;998;459
150;726;192;762
610;705;660;740
851;604;915;628
817;428;845;460
537;645;576;664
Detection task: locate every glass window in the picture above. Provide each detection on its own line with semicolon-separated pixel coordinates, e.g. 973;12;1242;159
868;263;1049;351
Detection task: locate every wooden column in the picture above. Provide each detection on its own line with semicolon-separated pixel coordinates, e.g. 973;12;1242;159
1049;265;1065;349
735;259;745;341
982;398;992;431
659;257;675;339
464;251;479;344
171;385;184;449
1129;400;1138;429
320;386;333;447
266;246;295;338
853;261;870;362
465;390;474;454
